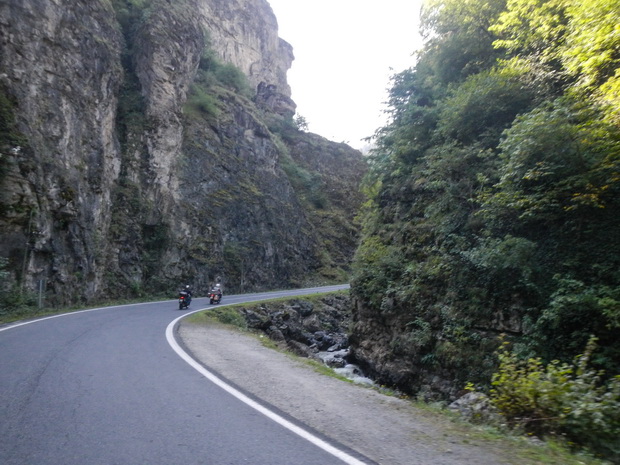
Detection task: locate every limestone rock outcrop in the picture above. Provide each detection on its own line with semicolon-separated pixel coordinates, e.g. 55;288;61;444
199;0;295;114
0;0;366;305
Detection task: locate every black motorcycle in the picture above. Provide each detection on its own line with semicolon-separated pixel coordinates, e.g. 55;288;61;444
178;291;191;310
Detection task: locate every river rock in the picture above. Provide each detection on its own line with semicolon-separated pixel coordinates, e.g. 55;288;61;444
448;392;500;424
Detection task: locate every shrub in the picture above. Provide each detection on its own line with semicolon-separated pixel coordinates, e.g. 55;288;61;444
213;63;251;96
185;85;219;118
490;336;620;461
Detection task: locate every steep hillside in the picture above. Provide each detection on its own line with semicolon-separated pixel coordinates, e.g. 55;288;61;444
350;0;620;401
0;0;366;306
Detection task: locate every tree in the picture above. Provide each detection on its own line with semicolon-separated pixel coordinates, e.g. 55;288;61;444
562;0;620;120
436;66;537;147
490;0;620;120
420;0;507;85
293;114;309;131
490;0;568;61
483;98;620;222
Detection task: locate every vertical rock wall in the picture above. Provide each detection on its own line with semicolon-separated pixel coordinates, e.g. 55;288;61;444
198;0;294;100
0;0;366;305
0;0;123;301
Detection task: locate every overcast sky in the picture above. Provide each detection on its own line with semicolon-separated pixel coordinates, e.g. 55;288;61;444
267;0;425;149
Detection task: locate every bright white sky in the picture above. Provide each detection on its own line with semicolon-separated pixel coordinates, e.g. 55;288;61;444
267;0;425;150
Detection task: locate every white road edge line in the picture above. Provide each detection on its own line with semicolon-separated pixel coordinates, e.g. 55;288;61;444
0;300;170;332
165;306;367;465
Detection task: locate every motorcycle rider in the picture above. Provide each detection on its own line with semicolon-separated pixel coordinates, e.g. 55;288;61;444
210;283;222;300
181;284;193;303
184;284;193;297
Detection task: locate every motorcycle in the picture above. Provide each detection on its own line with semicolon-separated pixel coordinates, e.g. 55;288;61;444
209;291;222;305
178;291;191;310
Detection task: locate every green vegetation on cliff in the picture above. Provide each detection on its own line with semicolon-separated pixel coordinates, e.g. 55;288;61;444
351;0;620;457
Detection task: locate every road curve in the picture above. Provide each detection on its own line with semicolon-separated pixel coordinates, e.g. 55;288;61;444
0;285;371;465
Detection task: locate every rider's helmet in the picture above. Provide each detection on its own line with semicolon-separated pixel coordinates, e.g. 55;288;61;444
215;284;221;288
186;285;190;289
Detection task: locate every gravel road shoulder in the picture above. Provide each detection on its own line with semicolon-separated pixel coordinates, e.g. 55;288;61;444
178;320;545;465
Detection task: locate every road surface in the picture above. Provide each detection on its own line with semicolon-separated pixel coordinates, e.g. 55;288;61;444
0;285;371;465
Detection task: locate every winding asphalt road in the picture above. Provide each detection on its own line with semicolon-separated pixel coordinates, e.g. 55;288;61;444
0;285;371;465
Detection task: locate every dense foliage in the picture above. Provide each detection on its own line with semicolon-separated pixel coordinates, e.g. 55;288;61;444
490;337;620;460
352;0;620;416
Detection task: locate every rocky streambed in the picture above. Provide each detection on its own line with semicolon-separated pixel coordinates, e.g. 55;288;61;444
236;293;374;385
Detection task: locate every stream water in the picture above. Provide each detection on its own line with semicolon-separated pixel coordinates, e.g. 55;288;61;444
316;349;375;386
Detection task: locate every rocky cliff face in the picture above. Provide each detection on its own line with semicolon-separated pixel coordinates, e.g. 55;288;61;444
0;0;366;305
0;0;124;300
198;0;294;111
